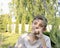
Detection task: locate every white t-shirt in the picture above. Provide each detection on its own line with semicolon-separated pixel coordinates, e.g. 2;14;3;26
14;33;51;48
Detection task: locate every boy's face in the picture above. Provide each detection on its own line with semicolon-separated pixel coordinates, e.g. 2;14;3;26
32;19;45;35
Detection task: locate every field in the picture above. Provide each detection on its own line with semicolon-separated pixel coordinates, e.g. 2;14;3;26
0;32;20;48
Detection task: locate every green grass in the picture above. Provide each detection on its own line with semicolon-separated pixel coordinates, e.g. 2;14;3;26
0;32;20;48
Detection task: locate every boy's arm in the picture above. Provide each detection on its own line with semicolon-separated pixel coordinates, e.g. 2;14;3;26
40;36;51;48
40;37;47;48
46;37;51;48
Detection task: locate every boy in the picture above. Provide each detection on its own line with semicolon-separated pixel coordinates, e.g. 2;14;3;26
14;15;51;48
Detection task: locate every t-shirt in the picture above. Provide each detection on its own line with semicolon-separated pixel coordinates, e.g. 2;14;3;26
14;33;51;48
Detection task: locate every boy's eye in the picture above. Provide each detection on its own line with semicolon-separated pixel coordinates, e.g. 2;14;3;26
34;22;37;25
39;24;44;27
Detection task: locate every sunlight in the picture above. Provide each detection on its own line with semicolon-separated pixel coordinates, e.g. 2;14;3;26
0;0;12;15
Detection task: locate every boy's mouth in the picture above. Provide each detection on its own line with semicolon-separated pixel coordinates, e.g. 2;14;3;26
33;31;39;35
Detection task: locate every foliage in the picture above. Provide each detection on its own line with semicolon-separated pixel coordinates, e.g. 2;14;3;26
0;32;20;48
50;16;60;48
0;14;10;32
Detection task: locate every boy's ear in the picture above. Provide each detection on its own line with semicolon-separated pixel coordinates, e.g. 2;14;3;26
43;27;46;31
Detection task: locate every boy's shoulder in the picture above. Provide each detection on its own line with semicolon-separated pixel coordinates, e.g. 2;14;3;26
43;34;50;41
19;33;29;39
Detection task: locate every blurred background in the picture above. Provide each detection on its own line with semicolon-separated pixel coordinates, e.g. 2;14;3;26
0;0;60;48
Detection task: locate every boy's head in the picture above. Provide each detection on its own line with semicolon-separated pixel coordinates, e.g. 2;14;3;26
32;15;48;34
32;15;47;27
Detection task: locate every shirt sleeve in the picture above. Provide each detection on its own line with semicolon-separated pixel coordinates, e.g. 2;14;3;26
46;37;51;48
14;36;26;48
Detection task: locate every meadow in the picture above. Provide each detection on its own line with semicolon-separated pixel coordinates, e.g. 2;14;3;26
0;32;20;48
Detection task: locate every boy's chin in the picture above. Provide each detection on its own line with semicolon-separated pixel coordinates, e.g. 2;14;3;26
32;32;40;37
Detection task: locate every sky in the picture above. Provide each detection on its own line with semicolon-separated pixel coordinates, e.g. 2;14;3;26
0;0;60;15
0;0;12;15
